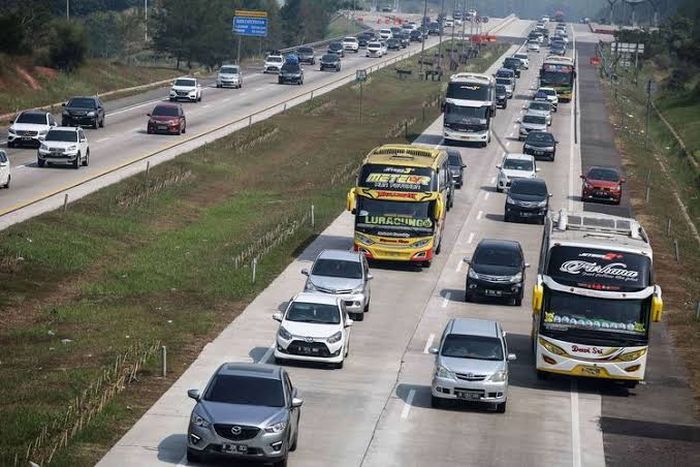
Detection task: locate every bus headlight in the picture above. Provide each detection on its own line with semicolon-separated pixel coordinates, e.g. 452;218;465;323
413;238;431;248
614;348;647;362
539;338;567;356
355;233;374;246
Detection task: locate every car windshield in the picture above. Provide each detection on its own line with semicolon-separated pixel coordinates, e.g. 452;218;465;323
322;54;337;61
473;244;522;267
282;63;300;72
496;84;506;94
67;98;96;108
524;115;546;124
329;43;342;50
220;66;239;74
45;130;77;142
526;132;555;145
540;89;556;96
441;334;504;361
496;78;511;86
16;113;46;124
267;56;283;62
511;180;547;196
297;47;312;54
529;102;550;111
588;168;620;181
515;54;527;60
152;106;179;117
368;42;381;48
503;158;533;171
448;154;462;165
343;38;356;43
204;374;285;407
444;103;487;122
174;79;195;87
311;258;362;279
286;301;340;324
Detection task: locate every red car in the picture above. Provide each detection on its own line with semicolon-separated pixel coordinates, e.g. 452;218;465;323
147;103;186;135
580;166;625;204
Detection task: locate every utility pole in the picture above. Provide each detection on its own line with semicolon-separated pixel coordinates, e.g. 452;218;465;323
450;0;457;69
144;0;148;42
461;0;467;57
437;0;446;69
419;0;428;75
66;0;70;20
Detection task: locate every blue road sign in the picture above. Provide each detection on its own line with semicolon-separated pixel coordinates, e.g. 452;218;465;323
233;16;268;37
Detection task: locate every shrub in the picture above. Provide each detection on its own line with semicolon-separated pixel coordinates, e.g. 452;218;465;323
47;20;87;72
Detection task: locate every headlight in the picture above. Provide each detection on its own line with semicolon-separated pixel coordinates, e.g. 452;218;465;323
413;238;431;248
539;338;568;356
87;111;96;117
488;369;507;382
436;366;454;379
356;233;374;246
278;326;292;341
62;110;69;116
506;196;515;204
537;199;548;207
66;145;77;152
615;348;647;362
305;281;317;292
190;411;210;428
264;420;287;434
509;272;523;283
583;182;593;189
38;129;48;135
610;185;621;191
351;285;364;294
327;331;342;344
8;128;16;134
468;268;479;279
40;144;48;151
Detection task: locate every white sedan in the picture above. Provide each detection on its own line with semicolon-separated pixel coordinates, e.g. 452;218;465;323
273;293;353;369
496;153;539;192
0;150;10;189
527;41;540;53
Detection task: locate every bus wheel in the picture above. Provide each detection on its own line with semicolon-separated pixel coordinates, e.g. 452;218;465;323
422;260;432;268
536;370;549;380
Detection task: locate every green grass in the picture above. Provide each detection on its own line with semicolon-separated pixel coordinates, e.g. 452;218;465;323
0;42;508;466
325;14;366;39
0;54;181;115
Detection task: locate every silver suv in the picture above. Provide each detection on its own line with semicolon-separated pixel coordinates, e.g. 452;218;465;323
430;318;516;413
186;363;302;465
302;249;372;321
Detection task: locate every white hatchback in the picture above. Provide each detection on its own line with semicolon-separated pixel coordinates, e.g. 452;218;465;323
273;293;353;369
527;41;540;52
496;153;538;192
0;150;10;189
366;41;383;57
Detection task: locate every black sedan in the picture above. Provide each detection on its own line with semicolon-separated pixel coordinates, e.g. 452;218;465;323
319;54;341;72
327;42;345;57
523;132;557;161
62;96;105;128
504;178;550;224
447;149;466;188
410;29;424;42
387;38;401;50
464;239;528;306
496;84;508;109
278;62;304;85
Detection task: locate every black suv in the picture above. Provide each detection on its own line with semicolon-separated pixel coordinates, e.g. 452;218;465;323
447;149;466;188
296;47;315;64
502;57;522;78
504;178;550;224
387;38;401;50
278;62;304;85
410;29;424;42
62;96;105;128
464;239;528;306
523;131;557;161
327;41;345;57
495;84;508;109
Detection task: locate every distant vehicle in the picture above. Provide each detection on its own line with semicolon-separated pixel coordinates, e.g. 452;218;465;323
513;53;529;69
535;87;560;109
37;126;90;168
0;150;9;188
284;53;299;64
524;100;553;126
523;131;558;161
366;41;384;57
7;110;56;148
357;32;371;48
263;54;284;73
327;41;345;57
185;363;302;464
541;15;550;23
61;96;105;128
146;103;186;135
463;240;528;306
386;38;401;50
278;61;304;85
496;152;538;192
390;26;403;37
169;77;202;103
581;166;625;204
410;29;424;42
296;47;316;64
430;318;516;413
550;44;566;56
527;41;541;53
495;67;516;82
444;18;454;28
495;84;508;109
302;249;372;321
216;64;243;89
319;53;341;72
428;21;442;35
396;31;410;48
518;112;548;140
504;177;550;224
342;36;359;53
379;28;393;40
502;57;522;77
273;292;353;367
495;77;514;98
447;149;466;188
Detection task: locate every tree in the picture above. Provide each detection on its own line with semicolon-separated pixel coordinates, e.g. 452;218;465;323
48;19;88;71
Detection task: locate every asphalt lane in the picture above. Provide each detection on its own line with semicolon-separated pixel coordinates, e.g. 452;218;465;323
574;25;700;466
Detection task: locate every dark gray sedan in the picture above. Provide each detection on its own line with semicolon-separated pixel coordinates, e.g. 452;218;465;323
447;149;466;188
319;53;341;72
186;362;303;466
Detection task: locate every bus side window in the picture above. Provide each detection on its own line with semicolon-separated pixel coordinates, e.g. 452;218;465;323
537;227;548;273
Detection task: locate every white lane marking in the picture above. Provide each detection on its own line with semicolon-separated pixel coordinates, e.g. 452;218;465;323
131;127;142;132
176;453;188;467
476;210;483;220
484;192;490;200
254;87;263;91
401;389;415;419
223;97;232;102
108;97;165;117
490;176;496;184
258;346;275;364
441;292;451;308
423;334;435;354
467;232;475;244
456;260;464;272
202;104;211;108
571;380;582;467
96;136;111;143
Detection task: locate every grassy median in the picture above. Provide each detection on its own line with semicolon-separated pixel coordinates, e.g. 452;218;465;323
0;42;508;466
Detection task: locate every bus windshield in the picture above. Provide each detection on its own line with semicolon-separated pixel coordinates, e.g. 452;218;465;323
358;164;437;192
444;103;488;124
355;198;435;238
541;70;573;85
446;82;490;101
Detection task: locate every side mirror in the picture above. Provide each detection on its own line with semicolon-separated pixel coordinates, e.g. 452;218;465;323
146;113;151;117
346;188;357;213
651;294;663;322
429;347;439;354
367;274;374;280
620;178;626;184
345;319;354;328
579;174;585;179
62;103;66;107
462;164;467;168
507;353;517;361
525;263;531;268
462;256;471;264
301;268;309;276
522;105;527;109
555;140;559;144
535;167;541;172
515;118;521;123
292;397;304;408
496;164;501;169
548;193;553;198
187;389;201;400
272;312;283;322
532;283;544;313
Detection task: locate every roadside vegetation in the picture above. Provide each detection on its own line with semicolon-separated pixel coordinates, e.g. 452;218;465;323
0;40;508;466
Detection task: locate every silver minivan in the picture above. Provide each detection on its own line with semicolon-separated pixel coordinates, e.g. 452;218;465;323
430;318;516;413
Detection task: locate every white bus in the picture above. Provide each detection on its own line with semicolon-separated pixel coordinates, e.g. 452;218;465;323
442;73;496;147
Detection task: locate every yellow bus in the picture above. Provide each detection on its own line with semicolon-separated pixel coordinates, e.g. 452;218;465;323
346;144;449;268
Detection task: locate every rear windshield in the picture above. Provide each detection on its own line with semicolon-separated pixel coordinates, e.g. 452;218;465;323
286;301;340;325
152;106;179;117
473;244;521;267
267;56;283;62
529;102;551;111
45;130;77;142
526;132;555;144
441;334;504;361
297;47;313;53
67;97;96;108
219;66;239;74
322;54;338;61
174;79;195;87
281;63;300;72
503;158;533;171
205;374;284;407
510;180;548;196
16;112;46;124
524;115;546;124
587;168;620;181
312;258;362;279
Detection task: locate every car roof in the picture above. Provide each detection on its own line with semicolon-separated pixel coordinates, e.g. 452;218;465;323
20;110;49;116
511;177;547;188
475;238;522;254
154;102;180;109
175;76;196;80
316;249;361;262
67;96;97;101
448;318;501;338
50;126;79;132
292;292;340;306
217;362;282;379
504;152;534;161
587;165;620;173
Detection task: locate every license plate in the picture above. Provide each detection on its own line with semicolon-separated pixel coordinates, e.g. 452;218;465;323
299;346;320;355
520;211;535;217
581;366;601;376
455;391;482;401
158;125;168;130
534;150;544;155
484;289;502;297
222;444;247;454
22;137;32;141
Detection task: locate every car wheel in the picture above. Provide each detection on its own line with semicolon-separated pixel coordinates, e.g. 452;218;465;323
93;118;99;129
82;150;89;167
274;457;288;467
464;288;473;302
274;356;286;366
37;159;45;167
504;213;511;222
353;311;364;321
334;359;344;370
364;299;370;313
290;431;298;451
422;260;432;269
536;370;550;380
182;122;186;134
73;153;81;169
7;140;15;148
186;448;204;463
3;174;10;189
496;186;503;193
495;401;507;413
99;116;105;128
278;78;283;84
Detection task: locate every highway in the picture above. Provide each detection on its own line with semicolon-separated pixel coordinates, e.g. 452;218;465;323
90;17;700;467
